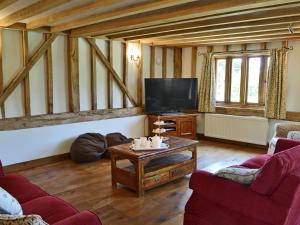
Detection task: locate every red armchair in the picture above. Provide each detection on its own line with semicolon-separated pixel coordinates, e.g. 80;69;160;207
0;160;102;225
184;139;300;225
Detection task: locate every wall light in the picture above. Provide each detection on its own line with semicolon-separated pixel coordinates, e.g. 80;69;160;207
128;43;140;63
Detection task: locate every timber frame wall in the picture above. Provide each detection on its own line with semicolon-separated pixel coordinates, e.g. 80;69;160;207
0;30;193;131
0;29;300;131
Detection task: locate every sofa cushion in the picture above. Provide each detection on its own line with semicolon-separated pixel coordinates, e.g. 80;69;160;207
287;131;300;140
251;145;300;195
22;196;78;224
0;174;48;204
0;187;23;215
215;168;260;185
0;214;48;225
239;154;271;169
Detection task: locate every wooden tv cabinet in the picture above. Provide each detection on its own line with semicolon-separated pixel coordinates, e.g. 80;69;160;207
148;113;197;139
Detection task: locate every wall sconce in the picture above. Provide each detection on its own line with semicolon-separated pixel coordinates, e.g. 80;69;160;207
128;44;140;62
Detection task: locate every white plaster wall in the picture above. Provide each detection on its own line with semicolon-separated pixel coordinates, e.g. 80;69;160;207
0;115;146;166
112;41;123;108
78;38;92;111
2;30;24;118
95;39;108;109
52;35;68;113
166;48;174;77
182;47;192;77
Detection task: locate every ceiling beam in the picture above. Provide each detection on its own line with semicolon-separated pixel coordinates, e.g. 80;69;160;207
148;34;300;46
51;0;195;33
27;0;123;29
150;30;300;44
109;3;300;39
70;0;300;37
149;22;300;42
0;0;71;27
0;0;17;9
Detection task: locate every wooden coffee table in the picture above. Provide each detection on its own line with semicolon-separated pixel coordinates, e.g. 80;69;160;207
108;136;198;197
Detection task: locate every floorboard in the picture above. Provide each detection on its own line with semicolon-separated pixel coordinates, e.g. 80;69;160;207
17;140;264;225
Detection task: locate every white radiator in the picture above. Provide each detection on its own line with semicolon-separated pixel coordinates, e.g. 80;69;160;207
204;114;268;145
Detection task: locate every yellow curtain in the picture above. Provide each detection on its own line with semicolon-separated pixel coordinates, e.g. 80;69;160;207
198;53;216;112
265;49;288;119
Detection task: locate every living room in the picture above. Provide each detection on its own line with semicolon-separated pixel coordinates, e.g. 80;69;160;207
1;1;300;225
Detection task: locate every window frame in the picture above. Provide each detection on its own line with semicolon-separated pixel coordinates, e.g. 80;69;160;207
215;53;268;108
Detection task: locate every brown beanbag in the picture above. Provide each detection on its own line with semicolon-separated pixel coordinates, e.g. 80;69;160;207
70;133;107;163
105;132;133;158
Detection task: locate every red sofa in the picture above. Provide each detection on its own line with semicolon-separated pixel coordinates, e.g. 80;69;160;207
184;138;300;225
0;160;102;225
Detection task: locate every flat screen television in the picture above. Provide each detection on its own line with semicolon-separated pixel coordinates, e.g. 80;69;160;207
145;78;198;114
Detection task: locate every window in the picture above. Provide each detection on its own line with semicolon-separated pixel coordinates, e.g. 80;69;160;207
215;55;268;106
216;59;226;102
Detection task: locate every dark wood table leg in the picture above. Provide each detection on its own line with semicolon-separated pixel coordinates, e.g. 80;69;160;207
111;154;117;190
135;160;144;197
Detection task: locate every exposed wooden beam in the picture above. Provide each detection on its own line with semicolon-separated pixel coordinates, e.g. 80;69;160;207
162;47;167;78
152;26;300;45
148;22;300;42
27;0;123;29
0;0;70;27
67;36;80;113
90;39;97;111
85;38;138;106
21;30;30;116
122;42;128;108
111;4;300;40
0;0;17;10
174;48;182;78
191;47;197;78
150;46;155;78
107;40;113;109
52;0;195;33
71;0;296;37
0;34;57;107
137;42;143;106
0;29;4;118
0;107;142;131
44;33;53;114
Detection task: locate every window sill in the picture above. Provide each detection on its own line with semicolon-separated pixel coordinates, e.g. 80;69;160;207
215;104;265;117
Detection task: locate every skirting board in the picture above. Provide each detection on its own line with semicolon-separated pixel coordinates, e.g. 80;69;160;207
3;153;70;174
197;133;268;150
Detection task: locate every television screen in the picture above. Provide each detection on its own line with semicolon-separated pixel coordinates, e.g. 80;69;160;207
145;78;198;114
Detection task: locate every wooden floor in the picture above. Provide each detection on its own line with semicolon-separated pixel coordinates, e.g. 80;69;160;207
18;141;264;225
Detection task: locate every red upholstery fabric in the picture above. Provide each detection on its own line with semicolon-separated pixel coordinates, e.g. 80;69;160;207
240;154;271;168
251;145;300;195
274;138;300;154
52;211;102;225
0;160;102;225
22;196;78;224
0;174;48;203
189;171;288;225
185;193;274;225
184;139;300;225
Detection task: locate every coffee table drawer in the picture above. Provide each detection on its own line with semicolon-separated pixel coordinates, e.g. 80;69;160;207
170;163;195;179
144;173;170;189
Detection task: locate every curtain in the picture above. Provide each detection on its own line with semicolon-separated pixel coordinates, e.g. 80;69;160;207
198;53;216;112
265;49;288;119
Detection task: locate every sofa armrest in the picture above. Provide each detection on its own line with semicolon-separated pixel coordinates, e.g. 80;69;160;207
274;138;300;154
275;123;300;138
189;170;288;224
0;160;4;176
52;211;102;225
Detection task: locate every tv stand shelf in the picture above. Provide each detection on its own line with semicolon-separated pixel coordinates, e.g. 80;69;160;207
148;113;197;140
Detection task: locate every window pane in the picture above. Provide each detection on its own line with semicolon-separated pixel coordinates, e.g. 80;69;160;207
230;58;242;102
216;59;226;102
247;57;261;103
